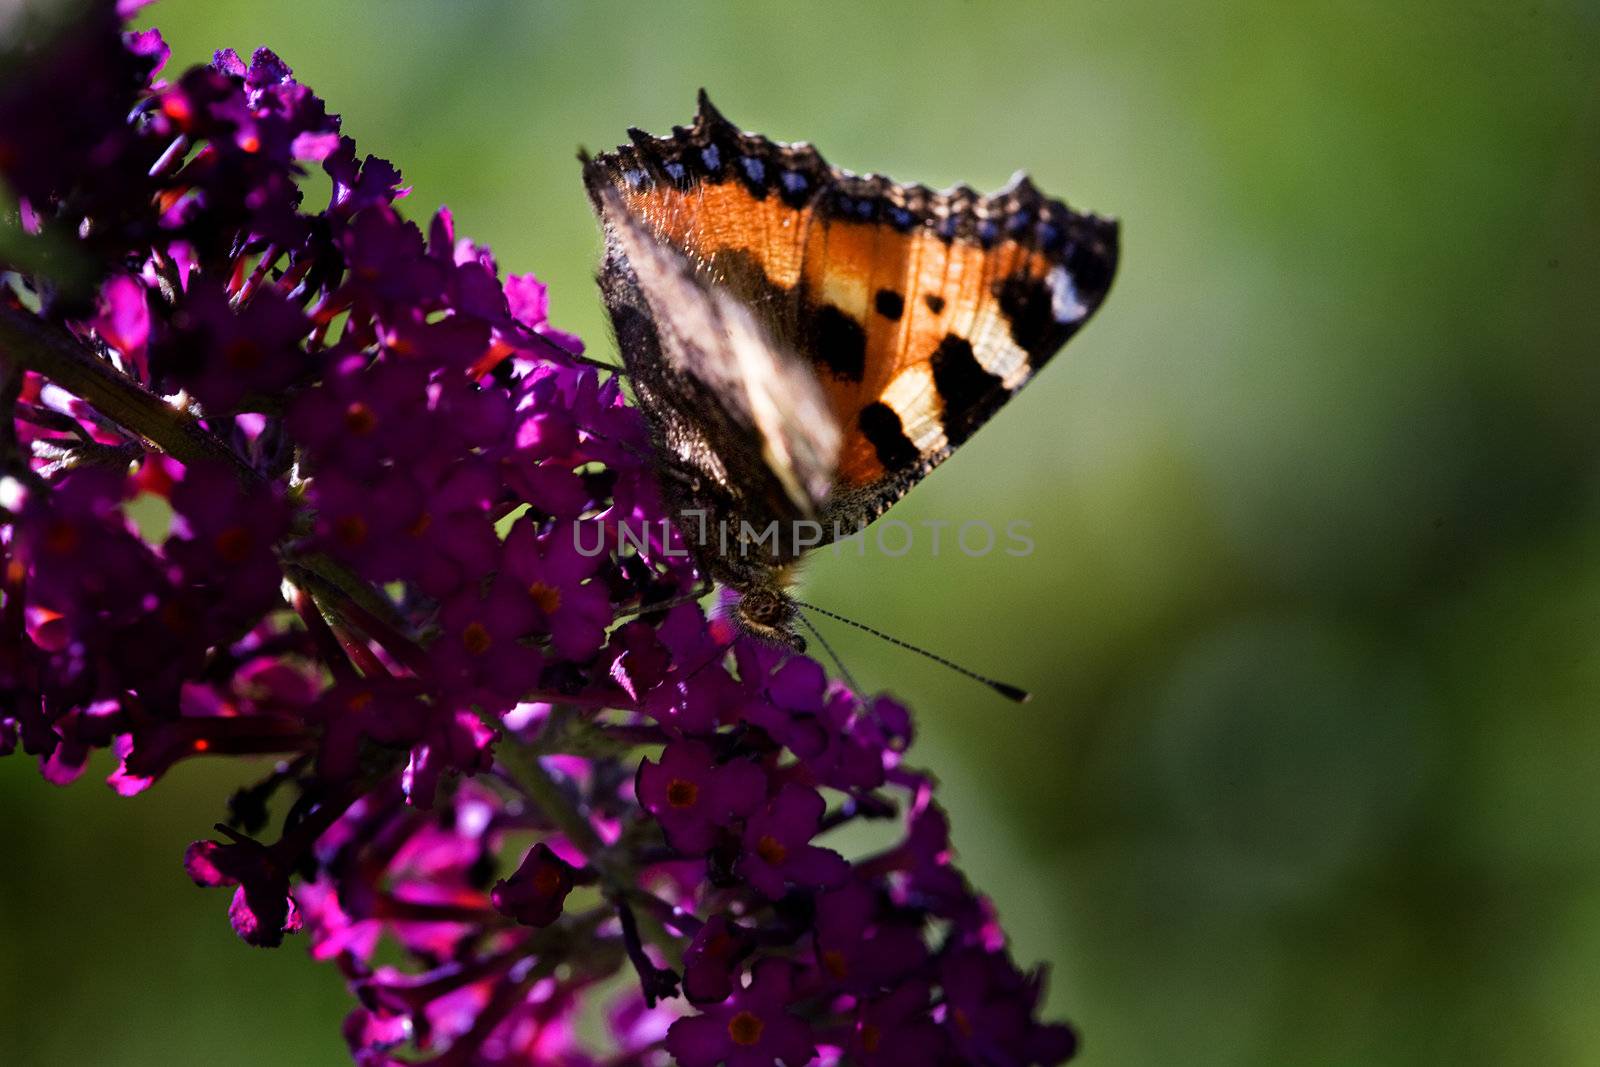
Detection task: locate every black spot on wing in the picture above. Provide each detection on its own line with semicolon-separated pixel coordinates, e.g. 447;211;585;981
924;294;946;315
929;333;1003;445
1067;237;1115;298
874;289;904;321
858;402;920;471
996;275;1069;370
809;304;867;381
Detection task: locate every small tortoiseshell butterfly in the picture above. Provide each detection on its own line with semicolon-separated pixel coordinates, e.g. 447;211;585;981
583;92;1119;654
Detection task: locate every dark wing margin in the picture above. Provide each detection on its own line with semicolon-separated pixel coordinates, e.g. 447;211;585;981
582;90;833;216
580;91;828;352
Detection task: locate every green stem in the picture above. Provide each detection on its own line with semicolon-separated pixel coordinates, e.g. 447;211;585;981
620;887;687;971
0;302;259;486
495;730;685;968
282;555;422;664
496;739;609;861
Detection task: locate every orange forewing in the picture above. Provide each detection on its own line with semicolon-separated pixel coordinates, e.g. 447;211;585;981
619;182;813;289
624;183;1063;488
798;218;1060;486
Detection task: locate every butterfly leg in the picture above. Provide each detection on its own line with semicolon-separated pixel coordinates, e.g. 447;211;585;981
611;578;715;624
573;354;629;375
524;330;630;376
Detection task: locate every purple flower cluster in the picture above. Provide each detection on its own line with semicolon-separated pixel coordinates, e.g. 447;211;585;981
0;6;1078;1065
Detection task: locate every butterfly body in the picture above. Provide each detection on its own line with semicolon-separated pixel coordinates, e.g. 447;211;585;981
584;93;1119;650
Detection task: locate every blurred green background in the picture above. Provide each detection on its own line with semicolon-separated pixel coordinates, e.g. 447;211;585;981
4;0;1599;1063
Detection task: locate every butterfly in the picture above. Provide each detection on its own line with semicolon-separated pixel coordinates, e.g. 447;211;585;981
583;92;1118;659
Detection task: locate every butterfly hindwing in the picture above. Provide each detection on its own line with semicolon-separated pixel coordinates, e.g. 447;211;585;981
587;182;839;547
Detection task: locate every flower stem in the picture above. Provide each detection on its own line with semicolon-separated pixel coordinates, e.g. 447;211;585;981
495;740;608;861
495;731;686;969
283;555;423;670
619;886;687;971
0;302;259;485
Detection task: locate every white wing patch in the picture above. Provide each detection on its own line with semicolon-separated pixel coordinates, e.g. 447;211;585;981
1047;264;1088;324
878;363;948;453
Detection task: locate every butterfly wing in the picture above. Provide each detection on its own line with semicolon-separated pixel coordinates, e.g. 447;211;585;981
796;172;1119;538
585;179;840;552
581;93;821;347
585;93;1118;546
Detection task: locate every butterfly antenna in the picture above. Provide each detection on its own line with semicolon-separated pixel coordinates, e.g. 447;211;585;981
794;608;864;697
789;599;1031;703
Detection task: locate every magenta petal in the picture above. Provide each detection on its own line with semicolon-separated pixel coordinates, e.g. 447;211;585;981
764;1015;818;1066
504;272;552;328
715;758;766;817
767;657;826;712
768;783;825;838
291;130;342;161
95;275;150;356
795;845;851;889
491;842;575;927
683;914;754;1005
183;840;230;886
664;1013;732;1067
739;857;787;899
228;884;297;948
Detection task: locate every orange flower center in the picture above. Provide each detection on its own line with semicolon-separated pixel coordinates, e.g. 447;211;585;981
665;778;699;809
406;511;432;537
727;1010;765;1047
860;1023;882;1053
755;834;787;866
822;948;849;979
461;621;492;655
527;581;561;615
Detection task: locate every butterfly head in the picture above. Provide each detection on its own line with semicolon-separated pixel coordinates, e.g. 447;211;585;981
731;583;806;653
